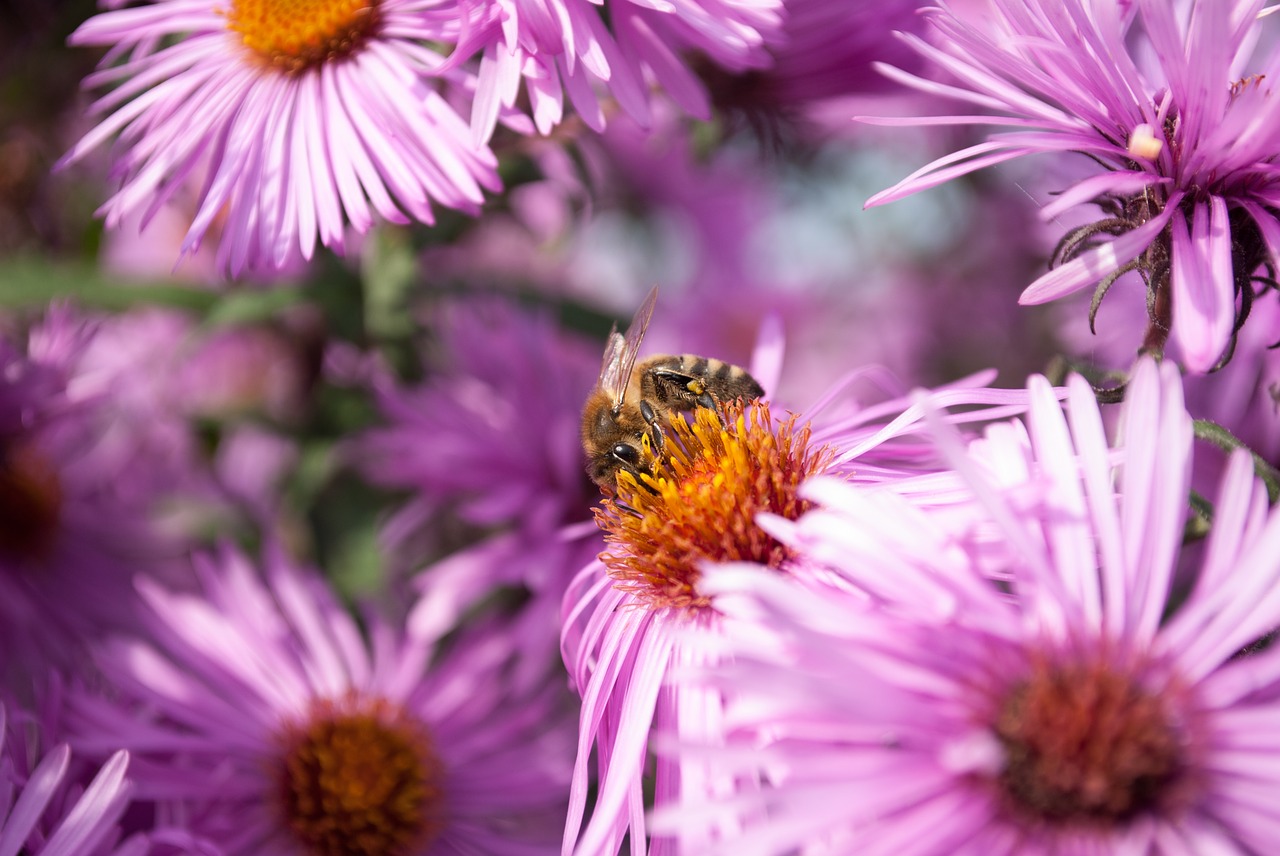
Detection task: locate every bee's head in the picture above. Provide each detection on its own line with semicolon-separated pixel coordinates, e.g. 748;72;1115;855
588;439;653;490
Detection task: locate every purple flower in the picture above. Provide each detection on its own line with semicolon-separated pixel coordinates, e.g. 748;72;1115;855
0;308;205;669
660;358;1280;853
1;700;137;856
61;0;500;277
465;0;782;139
348;298;600;540
71;546;573;856
560;343;1049;855
698;0;929;131
865;0;1280;373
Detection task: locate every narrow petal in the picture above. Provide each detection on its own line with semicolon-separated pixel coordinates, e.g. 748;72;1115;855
1171;196;1235;373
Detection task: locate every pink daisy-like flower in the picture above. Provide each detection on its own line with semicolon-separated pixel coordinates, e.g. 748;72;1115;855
0;307;210;672
349;297;600;541
1;699;138;856
696;0;928;135
71;546;573;856
62;0;501;276
865;0;1280;373
561;320;1051;855
660;358;1280;853
465;0;783;140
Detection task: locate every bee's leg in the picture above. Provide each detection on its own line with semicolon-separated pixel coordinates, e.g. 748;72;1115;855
612;499;645;518
639;400;666;452
680;378;723;421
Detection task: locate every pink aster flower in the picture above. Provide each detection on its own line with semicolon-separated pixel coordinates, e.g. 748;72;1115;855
660;358;1280;854
349;298;600;541
865;0;1280;373
71;546;573;856
560;324;1052;855
1;699;138;856
697;0;929;134
0;307;210;671
465;0;783;140
62;0;500;277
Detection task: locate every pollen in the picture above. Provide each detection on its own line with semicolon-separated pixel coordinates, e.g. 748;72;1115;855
1126;123;1163;160
992;654;1194;829
596;400;832;612
226;0;381;74
276;695;446;856
0;441;62;562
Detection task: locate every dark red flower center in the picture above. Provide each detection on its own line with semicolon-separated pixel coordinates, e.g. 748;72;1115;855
276;696;445;856
226;0;382;73
993;657;1190;827
0;441;62;562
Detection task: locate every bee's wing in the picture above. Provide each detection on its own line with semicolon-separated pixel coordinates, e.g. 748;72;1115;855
598;286;658;403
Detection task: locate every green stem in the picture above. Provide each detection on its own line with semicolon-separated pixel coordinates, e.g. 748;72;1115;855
1192;419;1280;504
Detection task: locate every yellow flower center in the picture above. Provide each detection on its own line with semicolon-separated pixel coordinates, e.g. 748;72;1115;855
0;441;62;562
226;0;382;73
597;400;831;612
993;654;1194;828
276;695;445;856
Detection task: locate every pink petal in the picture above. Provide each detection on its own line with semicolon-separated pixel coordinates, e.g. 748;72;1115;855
1170;196;1235;372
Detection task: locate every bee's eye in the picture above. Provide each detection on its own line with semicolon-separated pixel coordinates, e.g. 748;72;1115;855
611;443;640;466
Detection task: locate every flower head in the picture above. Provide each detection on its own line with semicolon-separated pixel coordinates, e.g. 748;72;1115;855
349;298;600;540
865;0;1280;372
697;0;929;136
597;401;831;611
62;0;500;276
0;308;210;670
561;347;1049;855
72;547;573;856
658;358;1280;854
465;0;783;140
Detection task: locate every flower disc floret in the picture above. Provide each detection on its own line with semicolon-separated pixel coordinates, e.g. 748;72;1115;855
227;0;382;73
597;400;831;611
277;694;444;856
993;652;1192;828
0;442;62;562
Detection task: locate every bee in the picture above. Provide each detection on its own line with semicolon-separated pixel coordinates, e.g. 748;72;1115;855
581;287;766;491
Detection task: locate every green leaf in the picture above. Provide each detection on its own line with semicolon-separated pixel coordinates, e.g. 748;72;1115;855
361;226;418;341
201;286;306;329
0;256;217;313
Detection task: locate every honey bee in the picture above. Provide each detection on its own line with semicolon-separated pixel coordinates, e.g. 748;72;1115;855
581;287;765;490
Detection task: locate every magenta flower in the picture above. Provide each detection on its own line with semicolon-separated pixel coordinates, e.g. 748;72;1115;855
349;298;600;538
1;701;137;856
865;0;1280;373
71;546;573;856
661;358;1280;853
62;0;500;277
465;0;782;140
699;0;929;128
0;308;208;670
561;337;1050;855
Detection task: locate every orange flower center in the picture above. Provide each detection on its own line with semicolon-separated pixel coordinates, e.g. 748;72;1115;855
596;400;831;612
226;0;382;73
276;696;445;856
993;655;1193;828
